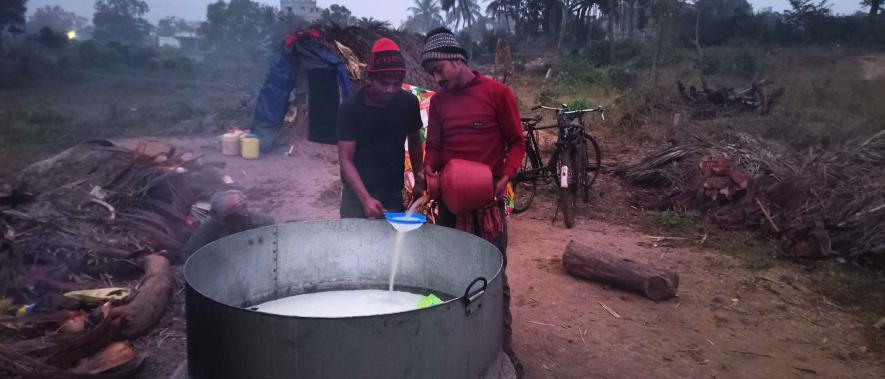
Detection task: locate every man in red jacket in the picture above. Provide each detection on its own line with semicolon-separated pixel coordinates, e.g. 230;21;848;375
421;27;526;376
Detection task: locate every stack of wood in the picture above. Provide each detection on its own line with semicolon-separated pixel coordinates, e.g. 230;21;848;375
699;156;749;201
677;79;785;118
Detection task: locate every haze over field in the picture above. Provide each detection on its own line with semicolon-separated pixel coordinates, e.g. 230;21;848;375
27;0;865;24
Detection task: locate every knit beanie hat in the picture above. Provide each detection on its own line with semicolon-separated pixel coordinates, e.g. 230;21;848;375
367;38;406;79
421;27;468;67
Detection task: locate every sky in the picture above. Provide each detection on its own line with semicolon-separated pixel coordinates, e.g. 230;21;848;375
27;0;866;25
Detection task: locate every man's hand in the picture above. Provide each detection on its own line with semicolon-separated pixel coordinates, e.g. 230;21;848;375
412;170;426;195
362;197;386;219
494;175;510;199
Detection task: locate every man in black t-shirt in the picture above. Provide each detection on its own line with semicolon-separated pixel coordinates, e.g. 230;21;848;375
337;38;424;218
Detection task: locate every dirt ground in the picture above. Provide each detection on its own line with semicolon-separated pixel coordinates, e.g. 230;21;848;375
117;132;884;378
858;54;885;81
509;207;883;378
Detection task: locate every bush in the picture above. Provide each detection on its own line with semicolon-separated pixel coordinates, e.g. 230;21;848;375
76;40;123;68
697;46;761;79
657;210;701;234
554;56;639;91
555;63;608;89
608;67;638;89
585;39;646;67
566;98;588;110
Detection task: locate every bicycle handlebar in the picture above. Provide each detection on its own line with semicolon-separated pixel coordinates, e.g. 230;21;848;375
531;105;563;111
530;104;606;121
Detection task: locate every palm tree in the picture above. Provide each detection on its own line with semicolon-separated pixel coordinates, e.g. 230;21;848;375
409;0;446;33
357;17;392;32
445;0;480;29
485;0;519;32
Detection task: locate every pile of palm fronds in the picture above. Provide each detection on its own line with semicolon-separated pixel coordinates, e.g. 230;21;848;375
618;130;885;262
318;24;434;88
0;140;234;378
0;140;228;299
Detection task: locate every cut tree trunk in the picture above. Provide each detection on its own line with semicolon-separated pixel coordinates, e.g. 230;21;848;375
562;240;680;300
111;254;171;338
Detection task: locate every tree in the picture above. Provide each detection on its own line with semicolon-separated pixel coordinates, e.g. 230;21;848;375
649;0;681;86
445;0;480;29
357;17;392;31
198;0;277;51
408;0;446;33
485;0;520;32
862;0;881;17
29;6;90;35
0;0;26;37
93;0;152;46
785;0;831;32
441;0;481;29
157;16;193;37
36;27;67;50
685;0;754;46
320;4;357;26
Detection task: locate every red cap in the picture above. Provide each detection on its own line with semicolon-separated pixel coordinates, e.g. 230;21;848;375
368;38;406;79
372;38;400;53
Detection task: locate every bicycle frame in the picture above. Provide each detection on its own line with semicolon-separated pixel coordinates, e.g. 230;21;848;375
511;104;605;224
517;121;586;185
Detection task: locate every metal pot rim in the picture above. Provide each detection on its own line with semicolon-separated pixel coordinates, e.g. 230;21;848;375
184;220;504;320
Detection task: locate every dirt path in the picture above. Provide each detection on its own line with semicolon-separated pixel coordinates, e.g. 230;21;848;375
508;204;882;378
115;133;341;222
120;135;882;378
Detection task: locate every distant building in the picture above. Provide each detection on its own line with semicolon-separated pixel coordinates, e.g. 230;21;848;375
174;32;198;51
158;36;180;49
280;0;321;22
156;32;199;51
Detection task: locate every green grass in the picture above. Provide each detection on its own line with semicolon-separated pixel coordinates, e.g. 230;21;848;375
656;210;702;234
702;230;780;270
637;209;779;270
0;72;247;175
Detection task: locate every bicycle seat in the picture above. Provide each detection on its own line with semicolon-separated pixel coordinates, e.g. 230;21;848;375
520;114;542;123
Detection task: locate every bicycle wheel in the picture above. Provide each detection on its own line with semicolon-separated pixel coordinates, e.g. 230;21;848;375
559;148;578;228
511;143;540;214
582;133;602;203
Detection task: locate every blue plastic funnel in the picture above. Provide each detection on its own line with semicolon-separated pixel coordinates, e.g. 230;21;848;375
384;212;427;232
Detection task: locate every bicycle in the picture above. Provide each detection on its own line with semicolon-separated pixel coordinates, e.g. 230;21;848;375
511;104;604;228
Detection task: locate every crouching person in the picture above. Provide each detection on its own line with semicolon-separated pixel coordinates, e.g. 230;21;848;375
182;190;274;259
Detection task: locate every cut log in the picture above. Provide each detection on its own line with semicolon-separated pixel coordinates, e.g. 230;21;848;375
562;240;680;301
111;254;171;338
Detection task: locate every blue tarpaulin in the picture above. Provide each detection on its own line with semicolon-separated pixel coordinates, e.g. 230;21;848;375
249;35;351;151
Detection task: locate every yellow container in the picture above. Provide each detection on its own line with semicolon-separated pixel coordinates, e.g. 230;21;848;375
240;135;260;159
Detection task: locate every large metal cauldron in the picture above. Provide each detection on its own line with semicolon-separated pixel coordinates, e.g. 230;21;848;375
185;219;504;379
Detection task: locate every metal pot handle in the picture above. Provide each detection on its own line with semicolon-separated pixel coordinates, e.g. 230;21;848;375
462;277;487;316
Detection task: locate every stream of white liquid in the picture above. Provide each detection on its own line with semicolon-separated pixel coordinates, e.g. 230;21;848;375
389;230;406;291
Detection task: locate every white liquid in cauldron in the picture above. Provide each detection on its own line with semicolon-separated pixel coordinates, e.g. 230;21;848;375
253;289;425;317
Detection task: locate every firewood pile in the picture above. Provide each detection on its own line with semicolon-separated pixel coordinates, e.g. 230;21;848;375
618;130;885;263
677;79;786;118
0;140;228;377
